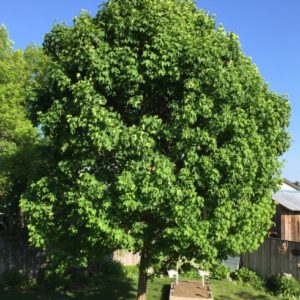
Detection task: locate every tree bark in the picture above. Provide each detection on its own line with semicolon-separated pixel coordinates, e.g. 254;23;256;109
137;251;148;300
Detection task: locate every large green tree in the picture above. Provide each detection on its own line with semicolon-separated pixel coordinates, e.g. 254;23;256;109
21;1;290;299
0;26;47;232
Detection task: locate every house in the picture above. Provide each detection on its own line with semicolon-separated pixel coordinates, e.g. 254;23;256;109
270;179;300;242
241;179;300;281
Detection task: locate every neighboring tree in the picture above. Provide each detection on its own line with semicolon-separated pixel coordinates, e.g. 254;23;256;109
0;26;47;232
20;1;290;299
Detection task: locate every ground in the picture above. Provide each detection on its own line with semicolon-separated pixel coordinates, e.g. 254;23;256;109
211;279;279;300
170;280;212;299
0;277;281;300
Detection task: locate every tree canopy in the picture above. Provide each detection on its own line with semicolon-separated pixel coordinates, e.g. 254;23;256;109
20;1;290;299
0;26;48;232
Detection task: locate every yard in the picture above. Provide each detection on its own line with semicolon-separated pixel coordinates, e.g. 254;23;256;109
0;276;280;300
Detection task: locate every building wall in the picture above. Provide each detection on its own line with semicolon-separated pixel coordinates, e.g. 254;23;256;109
271;205;300;242
241;237;300;281
281;214;300;242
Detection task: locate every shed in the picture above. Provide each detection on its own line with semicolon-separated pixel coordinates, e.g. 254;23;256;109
271;180;300;242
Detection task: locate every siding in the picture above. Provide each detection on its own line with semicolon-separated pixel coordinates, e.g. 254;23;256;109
241;237;300;281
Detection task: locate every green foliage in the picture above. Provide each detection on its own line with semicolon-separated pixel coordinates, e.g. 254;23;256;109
180;267;199;280
38;270;70;290
20;0;290;297
99;260;124;276
0;268;28;289
38;267;92;291
0;26;50;231
266;274;300;299
210;263;230;280
37;261;133;290
231;267;265;291
0;26;33;230
123;265;139;279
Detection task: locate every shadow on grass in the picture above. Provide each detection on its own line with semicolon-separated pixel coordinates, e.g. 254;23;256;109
0;276;137;300
234;292;272;300
89;276;137;300
159;284;170;300
217;291;273;300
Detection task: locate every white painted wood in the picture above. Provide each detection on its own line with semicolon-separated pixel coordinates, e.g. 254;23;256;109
168;269;179;284
198;270;209;285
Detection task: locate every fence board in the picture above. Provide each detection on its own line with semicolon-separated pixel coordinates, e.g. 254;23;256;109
0;236;141;276
241;237;300;281
0;235;44;275
113;250;141;266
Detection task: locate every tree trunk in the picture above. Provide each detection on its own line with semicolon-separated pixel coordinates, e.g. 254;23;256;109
137;251;148;300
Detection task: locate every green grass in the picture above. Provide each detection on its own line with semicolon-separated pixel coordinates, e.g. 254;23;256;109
0;276;281;300
211;279;279;300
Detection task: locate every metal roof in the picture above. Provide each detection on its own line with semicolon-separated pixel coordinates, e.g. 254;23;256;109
283;178;300;191
273;190;300;211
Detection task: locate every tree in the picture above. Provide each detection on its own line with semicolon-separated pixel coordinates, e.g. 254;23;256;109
0;26;47;232
20;1;290;299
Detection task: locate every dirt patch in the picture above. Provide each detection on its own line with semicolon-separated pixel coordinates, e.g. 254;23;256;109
170;280;213;299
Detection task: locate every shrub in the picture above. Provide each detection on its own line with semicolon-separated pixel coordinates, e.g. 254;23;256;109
39;270;71;290
0;268;28;288
266;274;300;299
180;263;199;279
231;267;264;290
123;265;138;279
210;264;230;280
182;268;199;279
99;260;124;276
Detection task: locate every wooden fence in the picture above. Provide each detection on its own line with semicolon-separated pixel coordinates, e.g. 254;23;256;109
241;237;300;281
0;234;140;275
113;250;140;266
0;235;44;275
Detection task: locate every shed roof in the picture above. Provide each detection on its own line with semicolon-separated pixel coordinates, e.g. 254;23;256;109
273;190;300;211
283;178;300;191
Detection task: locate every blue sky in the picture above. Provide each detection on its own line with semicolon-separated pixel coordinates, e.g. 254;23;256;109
0;0;299;182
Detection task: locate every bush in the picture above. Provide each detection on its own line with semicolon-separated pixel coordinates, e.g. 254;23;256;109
40;269;92;291
182;268;199;279
38;270;71;290
0;268;28;288
99;260;124;276
210;264;230;280
231;267;264;290
266;274;300;299
37;260;126;290
179;263;199;279
123;265;138;279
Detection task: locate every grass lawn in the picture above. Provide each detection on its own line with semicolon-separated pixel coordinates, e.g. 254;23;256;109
0;276;280;300
211;279;279;300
